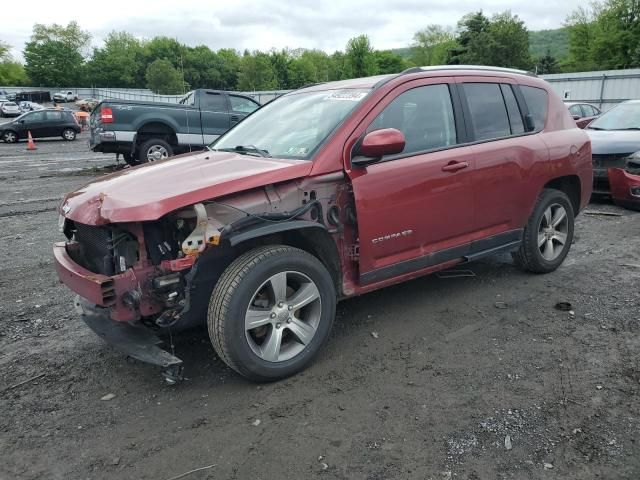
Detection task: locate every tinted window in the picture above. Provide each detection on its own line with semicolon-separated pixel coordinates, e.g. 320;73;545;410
46;111;63;121
582;104;597;116
500;84;524;134
568;104;583;116
520;86;548;131
23;111;45;123
463;83;510;141
201;92;227;111
230;95;260;113
367;84;457;156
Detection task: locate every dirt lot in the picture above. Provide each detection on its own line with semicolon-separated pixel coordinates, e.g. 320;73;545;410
1;134;639;480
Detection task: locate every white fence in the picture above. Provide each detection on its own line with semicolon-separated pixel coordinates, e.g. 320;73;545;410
0;86;289;105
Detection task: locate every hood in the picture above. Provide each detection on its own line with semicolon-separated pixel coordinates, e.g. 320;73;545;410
61;150;312;225
586;129;640;155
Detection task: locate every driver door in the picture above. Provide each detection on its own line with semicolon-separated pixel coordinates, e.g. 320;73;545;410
18;111;46;138
346;79;476;284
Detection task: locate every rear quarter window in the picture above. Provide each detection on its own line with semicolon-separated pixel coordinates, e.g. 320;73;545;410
520;86;548;132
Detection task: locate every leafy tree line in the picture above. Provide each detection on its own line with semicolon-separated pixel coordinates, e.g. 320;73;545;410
1;2;639;92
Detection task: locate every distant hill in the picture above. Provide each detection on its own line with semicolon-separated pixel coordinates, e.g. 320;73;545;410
529;28;569;59
390;27;569;63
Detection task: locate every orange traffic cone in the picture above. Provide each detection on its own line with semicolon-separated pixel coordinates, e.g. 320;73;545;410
26;131;37;151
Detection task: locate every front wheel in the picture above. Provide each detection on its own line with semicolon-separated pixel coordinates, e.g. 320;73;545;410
208;245;336;382
2;131;17;143
513;188;574;273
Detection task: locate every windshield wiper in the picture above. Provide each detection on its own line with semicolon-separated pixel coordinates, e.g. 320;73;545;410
215;145;271;157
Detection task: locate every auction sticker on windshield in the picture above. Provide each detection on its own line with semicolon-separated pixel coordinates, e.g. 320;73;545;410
325;91;368;101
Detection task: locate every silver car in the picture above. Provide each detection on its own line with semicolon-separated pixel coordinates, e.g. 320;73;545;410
0;102;22;118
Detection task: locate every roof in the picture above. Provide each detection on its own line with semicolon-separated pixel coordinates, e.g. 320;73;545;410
293;65;537;95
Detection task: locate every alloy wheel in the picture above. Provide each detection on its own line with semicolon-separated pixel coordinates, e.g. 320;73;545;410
244;271;322;363
146;145;169;162
538;203;569;261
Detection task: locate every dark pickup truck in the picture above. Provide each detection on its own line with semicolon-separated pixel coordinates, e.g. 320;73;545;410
90;89;261;164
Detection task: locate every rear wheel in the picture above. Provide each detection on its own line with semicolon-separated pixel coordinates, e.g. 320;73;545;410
513;188;574;273
208;245;336;382
138;138;173;163
62;128;76;141
2;131;17;143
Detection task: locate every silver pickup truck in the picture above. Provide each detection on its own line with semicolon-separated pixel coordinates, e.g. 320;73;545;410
90;89;261;165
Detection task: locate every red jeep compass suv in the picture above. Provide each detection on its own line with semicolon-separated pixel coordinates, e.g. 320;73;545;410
54;66;592;382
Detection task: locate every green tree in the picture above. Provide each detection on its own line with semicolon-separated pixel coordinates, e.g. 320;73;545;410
236;52;277;91
344;35;377;77
373;50;407;73
23;22;91;85
447;11;491;64
0;41;27;85
535;49;560;74
88;31;145;87
485;11;532;69
288;55;317;88
328;51;349;80
217;49;241;89
412;25;456;66
184;45;222;89
145;59;184;94
269;49;292;89
564;6;598;71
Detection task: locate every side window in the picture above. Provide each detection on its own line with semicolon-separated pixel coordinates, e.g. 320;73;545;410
568;104;582;117
23;111;45;123
520;86;548;132
46;111;63;121
463;83;511;141
500;84;525;135
582;104;596;117
230;95;260;114
367;84;457;156
200;92;227;112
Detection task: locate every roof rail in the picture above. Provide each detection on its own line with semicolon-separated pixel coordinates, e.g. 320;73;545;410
411;65;536;77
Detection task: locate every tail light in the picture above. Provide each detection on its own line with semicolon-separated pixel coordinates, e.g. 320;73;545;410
100;107;114;123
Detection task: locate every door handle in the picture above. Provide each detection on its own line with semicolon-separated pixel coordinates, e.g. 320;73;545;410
230;115;240;123
441;161;469;172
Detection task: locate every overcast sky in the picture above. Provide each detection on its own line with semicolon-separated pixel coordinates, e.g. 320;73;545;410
3;0;584;60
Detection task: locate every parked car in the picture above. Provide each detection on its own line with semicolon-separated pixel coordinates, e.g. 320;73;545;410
585;100;640;210
19;101;45;112
565;102;602;128
53;90;78;103
0;109;81;143
89;89;261;164
0;101;22;117
55;66;591;383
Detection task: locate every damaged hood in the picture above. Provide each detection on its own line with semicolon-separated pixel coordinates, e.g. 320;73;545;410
61;150;312;225
586;129;640;155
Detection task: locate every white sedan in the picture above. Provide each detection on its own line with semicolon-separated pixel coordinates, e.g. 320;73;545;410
0;102;22;117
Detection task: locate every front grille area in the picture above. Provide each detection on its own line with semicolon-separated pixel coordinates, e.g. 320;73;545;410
72;224;116;275
592;153;629;171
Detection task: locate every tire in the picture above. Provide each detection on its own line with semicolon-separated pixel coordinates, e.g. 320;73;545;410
2;130;17;143
122;153;138;167
62;128;76;141
138;138;173;163
513;188;574;273
208;245;336;382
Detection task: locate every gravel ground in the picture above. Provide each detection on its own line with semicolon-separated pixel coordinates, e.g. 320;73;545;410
0;137;639;480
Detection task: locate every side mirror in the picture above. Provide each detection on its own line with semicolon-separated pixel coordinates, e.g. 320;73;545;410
524;114;536;132
352;128;406;167
572;114;581;121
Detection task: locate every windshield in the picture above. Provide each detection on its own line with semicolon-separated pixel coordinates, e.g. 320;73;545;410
211;89;370;160
588;103;640;130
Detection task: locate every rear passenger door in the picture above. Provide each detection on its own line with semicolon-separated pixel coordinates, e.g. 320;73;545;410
457;79;549;239
43;110;64;137
198;91;231;143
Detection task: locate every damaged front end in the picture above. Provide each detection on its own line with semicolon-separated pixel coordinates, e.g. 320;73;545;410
54;174;348;381
608;154;640;210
